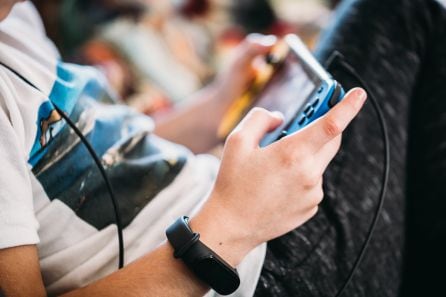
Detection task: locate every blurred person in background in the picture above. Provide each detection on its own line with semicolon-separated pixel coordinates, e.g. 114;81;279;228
32;0;331;116
32;0;216;114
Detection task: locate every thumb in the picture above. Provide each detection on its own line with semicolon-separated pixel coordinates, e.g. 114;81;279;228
230;108;284;148
239;34;277;64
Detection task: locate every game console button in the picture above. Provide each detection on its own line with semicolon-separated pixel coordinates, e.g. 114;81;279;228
278;130;288;140
312;98;320;107
304;105;312;114
317;86;324;94
298;116;306;126
307;109;315;118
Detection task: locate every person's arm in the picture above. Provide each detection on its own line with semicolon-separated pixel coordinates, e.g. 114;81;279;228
152;83;228;154
153;34;277;153
0;245;46;297
0;88;366;297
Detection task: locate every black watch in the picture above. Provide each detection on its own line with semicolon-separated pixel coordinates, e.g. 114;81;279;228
165;216;240;295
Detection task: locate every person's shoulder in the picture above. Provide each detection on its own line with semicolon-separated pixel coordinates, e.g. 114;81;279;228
5;1;47;37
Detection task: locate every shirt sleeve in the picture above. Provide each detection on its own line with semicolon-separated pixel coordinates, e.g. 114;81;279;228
0;105;39;249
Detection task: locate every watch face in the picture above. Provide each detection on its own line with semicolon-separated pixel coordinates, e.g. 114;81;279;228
193;256;240;295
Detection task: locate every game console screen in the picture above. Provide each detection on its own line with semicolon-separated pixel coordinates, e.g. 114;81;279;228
255;52;318;127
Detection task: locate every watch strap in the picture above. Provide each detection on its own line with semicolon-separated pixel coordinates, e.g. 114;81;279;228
166;216;201;258
166;216;240;295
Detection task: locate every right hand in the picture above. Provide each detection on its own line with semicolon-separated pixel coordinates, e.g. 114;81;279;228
191;88;367;266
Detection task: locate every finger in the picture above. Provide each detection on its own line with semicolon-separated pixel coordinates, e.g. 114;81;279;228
305;206;320;222
314;135;342;173
287;88;366;152
229;108;284;149
240;34;277;64
299;178;324;210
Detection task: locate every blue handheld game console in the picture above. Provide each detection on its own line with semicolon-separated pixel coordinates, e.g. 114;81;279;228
257;34;345;146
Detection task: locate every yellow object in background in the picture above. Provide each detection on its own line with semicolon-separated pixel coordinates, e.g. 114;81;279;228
217;39;290;139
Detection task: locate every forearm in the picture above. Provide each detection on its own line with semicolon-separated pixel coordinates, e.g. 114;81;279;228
0;196;255;297
62;243;208;297
153;84;226;153
62;199;253;297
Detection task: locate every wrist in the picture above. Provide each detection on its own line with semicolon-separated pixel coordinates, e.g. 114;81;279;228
189;196;257;267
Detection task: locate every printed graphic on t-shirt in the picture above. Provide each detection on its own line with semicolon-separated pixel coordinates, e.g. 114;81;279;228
29;63;109;166
30;62;188;230
39;107;63;147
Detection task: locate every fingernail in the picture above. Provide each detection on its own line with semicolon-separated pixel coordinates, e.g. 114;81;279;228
247;33;277;46
355;88;367;103
271;111;284;120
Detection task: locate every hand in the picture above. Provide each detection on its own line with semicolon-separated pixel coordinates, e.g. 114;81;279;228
211;34;277;112
153;34;277;153
191;88;367;266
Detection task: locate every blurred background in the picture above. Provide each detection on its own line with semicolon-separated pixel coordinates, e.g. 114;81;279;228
31;0;341;115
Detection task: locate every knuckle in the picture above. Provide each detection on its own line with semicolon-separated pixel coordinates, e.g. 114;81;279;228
226;131;245;147
323;117;342;138
308;206;319;219
250;107;268;117
314;187;324;205
301;170;320;188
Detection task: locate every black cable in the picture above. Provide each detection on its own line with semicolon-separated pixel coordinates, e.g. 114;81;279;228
52;104;125;269
327;53;390;297
0;61;125;269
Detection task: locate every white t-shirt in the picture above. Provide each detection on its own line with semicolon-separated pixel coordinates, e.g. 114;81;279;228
0;2;266;296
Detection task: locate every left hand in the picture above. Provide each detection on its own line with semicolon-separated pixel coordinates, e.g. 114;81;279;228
153;34;277;153
212;34;277;112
